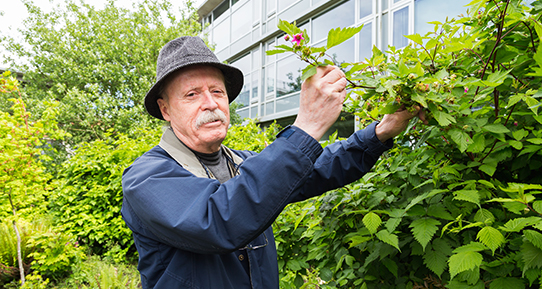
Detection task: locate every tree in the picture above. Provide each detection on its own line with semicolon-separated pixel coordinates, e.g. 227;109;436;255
271;0;542;287
0;71;67;285
2;0;203;145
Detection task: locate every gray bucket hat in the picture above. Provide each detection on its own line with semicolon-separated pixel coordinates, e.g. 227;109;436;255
144;36;244;120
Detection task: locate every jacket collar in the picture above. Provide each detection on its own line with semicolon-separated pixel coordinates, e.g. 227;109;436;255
158;127;243;179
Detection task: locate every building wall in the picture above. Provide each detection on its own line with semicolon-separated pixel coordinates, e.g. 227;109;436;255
198;0;471;132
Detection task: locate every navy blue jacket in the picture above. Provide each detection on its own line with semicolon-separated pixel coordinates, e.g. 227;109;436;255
121;123;392;288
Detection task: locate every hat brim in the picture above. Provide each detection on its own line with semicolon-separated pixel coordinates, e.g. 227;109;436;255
144;62;244;120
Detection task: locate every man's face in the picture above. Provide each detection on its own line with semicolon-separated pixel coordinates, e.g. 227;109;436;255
157;65;230;153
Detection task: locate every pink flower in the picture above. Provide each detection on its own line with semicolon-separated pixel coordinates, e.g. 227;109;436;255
284;35;290;41
292;33;304;46
464;87;469;93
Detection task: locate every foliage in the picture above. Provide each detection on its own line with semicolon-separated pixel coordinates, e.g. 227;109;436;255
48;127;161;263
1;0;202;145
0;218;84;286
55;256;141;289
0;71;65;219
270;0;542;288
223;118;281;152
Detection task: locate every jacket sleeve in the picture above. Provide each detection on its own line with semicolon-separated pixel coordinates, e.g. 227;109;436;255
121;122;390;254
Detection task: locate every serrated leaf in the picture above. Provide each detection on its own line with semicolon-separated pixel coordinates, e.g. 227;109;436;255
265;49;288;55
327;25;363;49
489;277;525;289
474;209;495;224
468;134;486;153
453;242;487;253
363;212;382;234
427;205;454;220
447;279;485;289
479;164;497;177
449;129;472;153
423;248;448;277
521;241;542;273
524;230;542;250
500;218;534;232
404;33;423;45
385;217;402;232
277;19;301;36
376;230;400;251
477;226;505;254
410;218;441;250
453;190;480;206
449;251;483;280
432;108;456;126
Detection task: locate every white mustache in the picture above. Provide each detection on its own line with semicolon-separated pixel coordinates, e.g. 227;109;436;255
195;109;227;129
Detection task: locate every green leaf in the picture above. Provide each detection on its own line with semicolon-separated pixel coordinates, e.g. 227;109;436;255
404;34;423;45
453;190;480;206
482;124;510;134
483;69;511;86
524;230;542;250
423;247;448;277
476;226;505;254
479;164;497;177
431;108;456;127
381;258;398;277
327;25;363;49
376;230;400;252
512;129;529;141
447;279;485;289
449;129;472;153
277;19;301;36
468;134;486;153
301;65;318;81
533;201;542;214
410;218;441;250
489;277;525;289
453;242;487;253
265;49;288;55
521;241;542;273
449;251;483;280
363;212;382;235
474;209;495;224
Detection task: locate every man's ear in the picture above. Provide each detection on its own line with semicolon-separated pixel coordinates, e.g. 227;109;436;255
157;98;171;121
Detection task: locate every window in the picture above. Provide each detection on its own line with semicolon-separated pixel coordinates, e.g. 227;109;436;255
359;22;373;61
312;0;355;43
360;0;372;19
393;6;409;48
276;55;305;97
213;18;230;52
214;0;230;21
414;0;471;36
232;2;252;41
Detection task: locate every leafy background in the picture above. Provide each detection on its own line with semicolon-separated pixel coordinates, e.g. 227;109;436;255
1;0;542;288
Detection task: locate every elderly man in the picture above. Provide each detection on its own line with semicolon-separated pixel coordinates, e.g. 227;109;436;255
121;36;424;288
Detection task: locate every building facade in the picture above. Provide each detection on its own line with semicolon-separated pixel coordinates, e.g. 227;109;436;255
197;0;471;132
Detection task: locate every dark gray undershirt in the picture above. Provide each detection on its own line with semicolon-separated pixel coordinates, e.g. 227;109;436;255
191;148;232;183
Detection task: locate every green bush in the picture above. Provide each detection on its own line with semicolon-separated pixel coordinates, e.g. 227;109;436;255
48;128;161;263
271;0;542;288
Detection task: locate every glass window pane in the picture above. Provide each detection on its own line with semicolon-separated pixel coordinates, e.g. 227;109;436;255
265;40;275;64
252;48;260;70
238;108;249;119
276;55;305;97
360;0;372;19
393;6;409;48
250;106;258;118
276;94;300;113
382;0;388;11
253;0;261;23
267;0;276;14
232;2;252;41
359;22;373;61
266;16;277;33
278;0;292;12
231;53;251;75
312;0;355;43
381;13;388;52
251;72;259;100
213;18;230;52
266;65;275;94
236;75;251;107
266;101;274;115
214;0;230;21
327;37;355;64
414;0;470;36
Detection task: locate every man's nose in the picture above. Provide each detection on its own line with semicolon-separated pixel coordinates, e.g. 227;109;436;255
201;90;219;110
